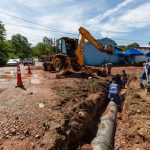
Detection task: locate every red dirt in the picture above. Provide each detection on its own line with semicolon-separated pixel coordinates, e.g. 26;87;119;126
0;66;108;150
0;65;149;150
115;67;150;150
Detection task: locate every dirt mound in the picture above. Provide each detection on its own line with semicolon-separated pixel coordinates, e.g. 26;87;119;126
115;79;150;150
53;79;108;108
50;79;109;150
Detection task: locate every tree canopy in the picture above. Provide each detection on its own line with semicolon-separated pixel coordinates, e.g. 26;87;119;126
118;42;140;51
0;21;7;57
0;21;55;61
11;34;31;58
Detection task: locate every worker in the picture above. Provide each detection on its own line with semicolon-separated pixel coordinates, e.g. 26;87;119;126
107;63;112;75
146;56;150;63
144;62;150;75
140;71;147;88
108;76;121;112
66;43;75;58
101;64;107;77
116;74;123;89
121;70;128;88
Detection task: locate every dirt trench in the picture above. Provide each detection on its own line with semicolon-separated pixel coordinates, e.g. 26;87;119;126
0;71;110;150
50;79;110;150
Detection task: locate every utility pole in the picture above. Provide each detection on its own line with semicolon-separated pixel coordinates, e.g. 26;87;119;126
106;31;109;38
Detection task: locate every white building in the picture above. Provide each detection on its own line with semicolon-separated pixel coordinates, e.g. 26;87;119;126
135;45;150;63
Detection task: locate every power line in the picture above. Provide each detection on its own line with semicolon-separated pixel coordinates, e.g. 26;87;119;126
6;31;43;42
0;10;78;36
4;22;70;35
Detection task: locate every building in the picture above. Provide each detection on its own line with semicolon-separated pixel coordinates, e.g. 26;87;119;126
84;38;121;66
135;46;150;63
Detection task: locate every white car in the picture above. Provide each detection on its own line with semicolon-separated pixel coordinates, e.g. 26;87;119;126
7;59;18;66
15;58;21;64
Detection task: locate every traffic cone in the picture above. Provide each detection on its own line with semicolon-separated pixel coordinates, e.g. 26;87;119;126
16;64;24;87
27;64;32;74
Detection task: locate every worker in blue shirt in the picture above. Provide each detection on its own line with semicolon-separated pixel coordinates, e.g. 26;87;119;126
108;76;121;112
146;56;150;63
145;62;150;75
140;62;150;88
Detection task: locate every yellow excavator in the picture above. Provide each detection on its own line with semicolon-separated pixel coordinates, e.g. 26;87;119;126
43;27;113;78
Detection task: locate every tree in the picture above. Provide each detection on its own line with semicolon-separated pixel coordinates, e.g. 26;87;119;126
43;36;54;45
0;21;6;41
118;42;140;51
0;21;7;57
117;45;127;51
11;34;31;58
126;42;139;49
32;42;53;59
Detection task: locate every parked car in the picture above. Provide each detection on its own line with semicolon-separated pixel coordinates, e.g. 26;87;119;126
7;59;18;66
23;58;35;66
16;58;22;64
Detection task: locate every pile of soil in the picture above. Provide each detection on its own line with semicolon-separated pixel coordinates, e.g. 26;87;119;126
51;78;109;150
115;82;150;150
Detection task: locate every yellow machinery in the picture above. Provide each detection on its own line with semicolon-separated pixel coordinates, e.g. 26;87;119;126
43;27;113;78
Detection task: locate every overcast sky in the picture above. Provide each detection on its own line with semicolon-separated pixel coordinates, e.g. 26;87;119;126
0;0;150;46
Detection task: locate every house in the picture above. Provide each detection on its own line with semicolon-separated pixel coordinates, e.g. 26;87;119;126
84;37;121;66
135;45;150;63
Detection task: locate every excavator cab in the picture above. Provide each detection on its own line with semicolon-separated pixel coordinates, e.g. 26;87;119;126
56;37;78;57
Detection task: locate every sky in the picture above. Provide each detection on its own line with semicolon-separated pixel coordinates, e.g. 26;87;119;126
0;0;150;46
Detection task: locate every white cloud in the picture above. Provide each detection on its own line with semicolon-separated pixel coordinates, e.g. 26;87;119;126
87;0;134;25
86;2;150;38
0;0;150;45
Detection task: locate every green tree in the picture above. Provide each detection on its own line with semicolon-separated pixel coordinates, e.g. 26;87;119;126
11;34;31;58
32;42;53;59
0;21;7;57
126;42;139;49
0;21;6;41
118;42;140;51
117;45;127;51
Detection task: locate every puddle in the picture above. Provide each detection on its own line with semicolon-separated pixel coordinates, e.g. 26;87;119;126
0;72;16;79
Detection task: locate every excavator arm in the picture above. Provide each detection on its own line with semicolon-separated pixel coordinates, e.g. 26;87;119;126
79;27;104;52
79;27;113;54
75;27;113;66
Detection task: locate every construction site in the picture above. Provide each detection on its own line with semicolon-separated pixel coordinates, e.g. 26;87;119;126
0;60;149;150
0;1;150;150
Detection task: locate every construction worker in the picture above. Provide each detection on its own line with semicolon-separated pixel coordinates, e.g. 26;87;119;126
101;64;107;77
121;70;128;88
116;74;123;89
146;56;150;63
108;76;121;112
140;62;150;88
106;63;112;75
145;62;150;75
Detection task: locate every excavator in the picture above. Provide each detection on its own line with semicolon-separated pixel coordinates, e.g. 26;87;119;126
43;27;113;78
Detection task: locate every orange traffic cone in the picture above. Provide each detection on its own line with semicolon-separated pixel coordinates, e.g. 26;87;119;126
16;64;24;87
27;64;32;74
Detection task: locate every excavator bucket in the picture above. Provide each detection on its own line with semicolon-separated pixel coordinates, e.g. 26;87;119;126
104;45;113;55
